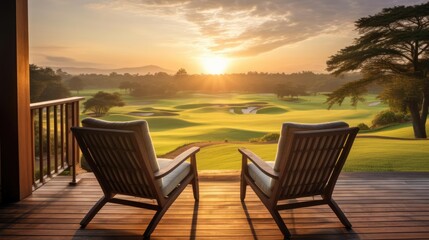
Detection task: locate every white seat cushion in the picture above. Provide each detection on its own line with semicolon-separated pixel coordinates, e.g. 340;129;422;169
157;158;191;196
248;161;275;197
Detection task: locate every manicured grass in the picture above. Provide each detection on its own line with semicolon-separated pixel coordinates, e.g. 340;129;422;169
257;106;288;114
75;89;429;171
175;103;215;109
345;138;429;171
359;123;417;138
196;143;276;170
145;118;201;131
182;127;264;141
196;138;429;171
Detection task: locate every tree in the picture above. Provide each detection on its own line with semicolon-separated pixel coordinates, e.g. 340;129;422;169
39;82;71;101
83;91;125;117
130;83;147;97
55;68;71;80
30;64;70;102
175;68;188;77
289;84;307;99
67;76;84;94
276;83;307;99
129;82;141;92
326;3;429;138
276;84;286;99
109;72;119;77
154;72;170;78
119;81;132;93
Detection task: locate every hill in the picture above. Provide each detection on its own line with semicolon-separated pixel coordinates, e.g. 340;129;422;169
56;65;174;75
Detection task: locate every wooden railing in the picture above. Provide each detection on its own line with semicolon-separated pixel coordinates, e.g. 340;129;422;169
30;97;85;189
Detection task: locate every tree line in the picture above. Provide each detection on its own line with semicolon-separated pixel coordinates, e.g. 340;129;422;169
30;64;362;101
71;70;362;97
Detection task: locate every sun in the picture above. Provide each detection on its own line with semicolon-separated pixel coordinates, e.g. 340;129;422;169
201;55;229;74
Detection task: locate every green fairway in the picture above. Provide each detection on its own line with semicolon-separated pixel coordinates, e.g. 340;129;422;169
196;138;429;171
75;90;429;171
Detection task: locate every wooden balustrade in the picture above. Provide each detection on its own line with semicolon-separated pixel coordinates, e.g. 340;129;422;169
30;97;84;189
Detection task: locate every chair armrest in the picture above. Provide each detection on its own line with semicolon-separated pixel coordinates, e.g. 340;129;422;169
238;147;279;179
154;147;200;179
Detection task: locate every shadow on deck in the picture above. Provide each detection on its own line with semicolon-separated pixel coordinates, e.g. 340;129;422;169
1;172;429;239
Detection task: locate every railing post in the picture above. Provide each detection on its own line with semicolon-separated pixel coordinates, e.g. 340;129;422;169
38;108;44;184
69;101;80;186
60;104;65;169
30;97;84;190
75;101;80;165
30;110;35;188
65;103;70;168
46;106;51;178
53;105;58;173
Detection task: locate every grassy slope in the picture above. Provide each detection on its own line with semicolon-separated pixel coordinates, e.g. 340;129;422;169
76;90;429;171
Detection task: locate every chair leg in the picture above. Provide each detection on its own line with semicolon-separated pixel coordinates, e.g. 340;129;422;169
328;199;352;229
268;208;291;238
240;173;247;201
191;155;199;201
80;196;108;227
143;207;169;239
192;175;199;201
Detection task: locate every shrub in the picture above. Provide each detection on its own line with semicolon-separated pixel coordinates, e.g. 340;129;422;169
357;123;370;130
249;132;280;143
372;110;409;128
249;137;259;143
260;133;280;142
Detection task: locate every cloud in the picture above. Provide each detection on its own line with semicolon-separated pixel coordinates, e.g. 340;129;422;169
46;56;80;63
88;0;428;57
31;45;71;51
30;44;104;68
41;55;101;67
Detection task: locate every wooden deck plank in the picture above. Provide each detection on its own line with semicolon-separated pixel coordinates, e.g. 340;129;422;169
0;173;429;239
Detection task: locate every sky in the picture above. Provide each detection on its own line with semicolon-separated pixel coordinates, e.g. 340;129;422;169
29;0;428;74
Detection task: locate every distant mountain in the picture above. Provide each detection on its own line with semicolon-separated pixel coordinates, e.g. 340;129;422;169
57;65;175;75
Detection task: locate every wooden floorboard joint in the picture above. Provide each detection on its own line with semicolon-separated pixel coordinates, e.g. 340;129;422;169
0;172;428;239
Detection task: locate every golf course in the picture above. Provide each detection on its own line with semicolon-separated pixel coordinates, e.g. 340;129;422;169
77;89;429;172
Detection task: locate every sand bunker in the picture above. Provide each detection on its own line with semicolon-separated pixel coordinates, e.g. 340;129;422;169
368;101;381;107
241;106;258;114
129;112;154;116
129;111;179;117
230;106;259;114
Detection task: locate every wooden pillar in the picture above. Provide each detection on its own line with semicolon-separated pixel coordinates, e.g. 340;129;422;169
0;0;32;203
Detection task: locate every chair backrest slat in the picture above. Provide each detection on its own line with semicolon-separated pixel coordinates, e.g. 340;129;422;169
317;134;347;193
274;122;349;172
299;135;324;195
276;127;358;200
81;118;160;173
72;127;158;199
304;135;329;194
312;135;336;191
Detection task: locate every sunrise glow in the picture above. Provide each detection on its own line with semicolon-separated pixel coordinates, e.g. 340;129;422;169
201;56;229;74
28;1;427;74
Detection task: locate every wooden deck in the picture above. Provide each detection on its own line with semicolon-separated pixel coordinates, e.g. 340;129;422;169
1;172;429;239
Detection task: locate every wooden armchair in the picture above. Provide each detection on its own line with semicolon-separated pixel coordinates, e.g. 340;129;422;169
239;122;359;238
71;118;199;239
